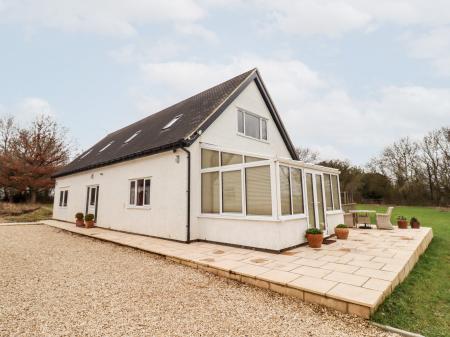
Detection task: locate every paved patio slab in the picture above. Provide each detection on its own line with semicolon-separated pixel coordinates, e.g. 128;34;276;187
42;220;433;319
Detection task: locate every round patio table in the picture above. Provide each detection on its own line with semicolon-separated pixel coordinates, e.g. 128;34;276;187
349;210;376;229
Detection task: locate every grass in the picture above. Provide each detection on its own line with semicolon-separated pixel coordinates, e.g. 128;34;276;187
354;204;450;337
0;203;53;223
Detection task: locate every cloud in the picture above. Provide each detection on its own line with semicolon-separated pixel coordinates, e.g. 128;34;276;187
137;57;450;163
0;97;55;126
404;27;450;76
0;0;209;38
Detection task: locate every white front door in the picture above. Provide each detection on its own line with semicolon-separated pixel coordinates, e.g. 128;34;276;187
305;172;327;235
86;185;99;220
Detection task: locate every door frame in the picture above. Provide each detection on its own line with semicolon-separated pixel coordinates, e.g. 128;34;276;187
304;170;328;235
85;185;99;221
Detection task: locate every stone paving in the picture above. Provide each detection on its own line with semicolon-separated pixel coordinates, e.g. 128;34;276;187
42;220;433;319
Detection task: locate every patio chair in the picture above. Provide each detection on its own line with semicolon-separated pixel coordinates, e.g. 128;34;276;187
356;213;371;227
344;213;355;227
376;206;394;230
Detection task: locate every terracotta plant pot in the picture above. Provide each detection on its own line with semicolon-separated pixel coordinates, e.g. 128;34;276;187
335;227;349;240
85;220;95;228
397;220;408;229
410;221;420;229
75;219;84;227
306;233;323;248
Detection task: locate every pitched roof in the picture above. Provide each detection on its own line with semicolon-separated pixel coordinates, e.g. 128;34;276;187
54;68;298;178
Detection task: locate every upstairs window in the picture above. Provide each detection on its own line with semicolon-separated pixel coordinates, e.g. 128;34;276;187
79;149;92;160
238;109;268;141
162;114;182;130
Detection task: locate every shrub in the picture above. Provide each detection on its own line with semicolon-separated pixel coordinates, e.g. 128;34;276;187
85;213;95;222
397;215;407;220
336;224;348;228
306;228;323;235
75;212;84;220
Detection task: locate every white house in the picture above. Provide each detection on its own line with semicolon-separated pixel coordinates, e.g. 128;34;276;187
53;69;344;252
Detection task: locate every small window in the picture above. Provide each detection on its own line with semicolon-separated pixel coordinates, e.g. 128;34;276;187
129;178;151;207
162;114;182;130
124;130;141;144
237;109;268;141
59;189;69;207
99;141;114;153
129;181;136;204
280;166;304;216
201;149;219;169
244;155;265;163
64;190;68;207
331;175;341;210
246;166;272;216
221;152;243;166
324;174;341;211
90;188;96;206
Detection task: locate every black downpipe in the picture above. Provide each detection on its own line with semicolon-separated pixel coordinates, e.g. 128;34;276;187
180;147;191;243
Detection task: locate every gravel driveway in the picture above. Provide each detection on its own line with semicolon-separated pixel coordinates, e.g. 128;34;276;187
0;225;398;337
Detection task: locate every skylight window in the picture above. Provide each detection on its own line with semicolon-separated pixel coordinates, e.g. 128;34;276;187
99;141;114;153
162;114;182;130
79;149;92;160
124;130;141;144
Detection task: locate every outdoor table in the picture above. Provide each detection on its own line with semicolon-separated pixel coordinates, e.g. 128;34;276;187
349;210;376;229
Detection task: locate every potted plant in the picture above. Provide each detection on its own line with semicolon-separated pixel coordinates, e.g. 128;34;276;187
397;216;408;229
305;228;323;248
75;212;84;227
410;217;420;229
335;224;349;240
84;213;95;228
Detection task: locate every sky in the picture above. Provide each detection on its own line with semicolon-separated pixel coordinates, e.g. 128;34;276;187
0;0;449;165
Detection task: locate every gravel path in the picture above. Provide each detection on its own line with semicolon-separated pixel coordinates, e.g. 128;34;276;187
0;225;398;337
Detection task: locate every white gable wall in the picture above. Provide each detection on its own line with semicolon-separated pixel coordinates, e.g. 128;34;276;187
188;80;299;248
197;80;292;158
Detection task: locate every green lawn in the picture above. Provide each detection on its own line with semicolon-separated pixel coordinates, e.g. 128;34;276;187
0;204;53;223
354;204;450;337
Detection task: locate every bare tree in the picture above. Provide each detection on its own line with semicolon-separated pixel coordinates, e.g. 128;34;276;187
0;115;16;154
295;146;320;163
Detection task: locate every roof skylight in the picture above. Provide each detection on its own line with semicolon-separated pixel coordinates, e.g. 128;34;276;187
162;114;182;130
124;130;141;144
79;149;92;160
99;141;114;153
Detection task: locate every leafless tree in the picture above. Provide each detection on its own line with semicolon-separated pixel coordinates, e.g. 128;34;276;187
295;146;320;163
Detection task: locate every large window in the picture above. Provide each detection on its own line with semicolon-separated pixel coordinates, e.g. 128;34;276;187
323;173;341;211
201;148;271;216
222;170;242;213
237;109;268;141
279;166;305;216
129;178;151;207
59;189;68;207
201;172;219;213
246;166;272;216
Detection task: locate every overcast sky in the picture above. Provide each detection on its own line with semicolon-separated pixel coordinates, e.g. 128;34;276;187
1;0;449;164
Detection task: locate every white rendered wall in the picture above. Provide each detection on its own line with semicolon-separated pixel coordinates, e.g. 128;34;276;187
53;151;188;241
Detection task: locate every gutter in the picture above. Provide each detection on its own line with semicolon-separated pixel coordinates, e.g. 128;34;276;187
180;147;191;243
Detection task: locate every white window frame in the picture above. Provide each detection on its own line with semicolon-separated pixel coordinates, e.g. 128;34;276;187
162;114;183;130
237;108;269;142
59;188;69;208
325;173;342;213
277;164;307;220
99;141;114;153
124;130;141;144
200;145;275;220
128;177;151;209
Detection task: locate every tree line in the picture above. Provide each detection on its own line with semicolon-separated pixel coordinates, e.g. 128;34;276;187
0;115;71;203
296;126;450;206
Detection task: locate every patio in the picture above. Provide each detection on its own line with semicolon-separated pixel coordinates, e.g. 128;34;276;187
42;220;432;319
